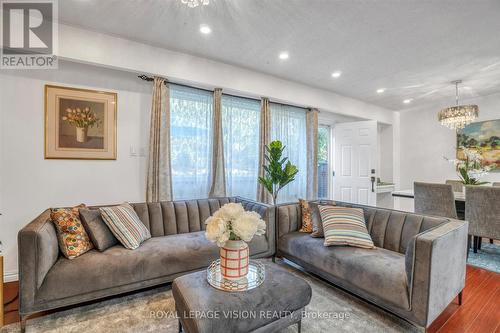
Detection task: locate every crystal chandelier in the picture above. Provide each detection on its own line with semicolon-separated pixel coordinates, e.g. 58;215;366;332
181;0;209;8
438;80;479;130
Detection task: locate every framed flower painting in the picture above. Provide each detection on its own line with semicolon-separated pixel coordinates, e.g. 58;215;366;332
45;85;117;159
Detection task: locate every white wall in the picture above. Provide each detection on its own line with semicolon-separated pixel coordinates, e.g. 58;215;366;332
399;93;500;189
0;61;152;280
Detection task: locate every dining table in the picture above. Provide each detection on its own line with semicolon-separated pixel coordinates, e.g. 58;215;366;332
392;189;465;219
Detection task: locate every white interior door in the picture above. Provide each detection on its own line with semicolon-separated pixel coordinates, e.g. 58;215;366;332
334;120;378;206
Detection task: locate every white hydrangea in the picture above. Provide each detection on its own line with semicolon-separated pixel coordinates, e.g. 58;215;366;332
205;216;230;247
213;203;245;221
205;203;267;247
232;211;265;242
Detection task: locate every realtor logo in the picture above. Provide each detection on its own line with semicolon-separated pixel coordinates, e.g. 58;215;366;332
1;0;58;69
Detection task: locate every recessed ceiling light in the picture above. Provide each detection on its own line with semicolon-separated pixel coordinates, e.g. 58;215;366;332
199;24;211;34
279;52;289;60
331;71;342;78
403;98;413;104
376;88;386;94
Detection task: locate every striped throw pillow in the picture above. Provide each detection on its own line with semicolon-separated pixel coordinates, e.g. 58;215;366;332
319;205;374;249
100;203;151;250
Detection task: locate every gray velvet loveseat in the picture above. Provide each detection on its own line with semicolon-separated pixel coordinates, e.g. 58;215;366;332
276;200;468;329
18;196;275;330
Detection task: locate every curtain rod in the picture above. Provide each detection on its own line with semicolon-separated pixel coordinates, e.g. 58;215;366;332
138;74;315;110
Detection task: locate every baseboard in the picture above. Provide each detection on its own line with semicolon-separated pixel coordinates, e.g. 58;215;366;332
4;271;19;282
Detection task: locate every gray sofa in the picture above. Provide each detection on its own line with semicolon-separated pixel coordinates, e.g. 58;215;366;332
276;200;468;329
18;196;275;330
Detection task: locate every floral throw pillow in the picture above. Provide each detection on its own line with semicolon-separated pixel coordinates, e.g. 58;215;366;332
298;199;313;233
51;204;94;259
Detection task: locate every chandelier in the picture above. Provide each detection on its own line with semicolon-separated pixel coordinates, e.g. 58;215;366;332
438;80;479;130
181;0;209;8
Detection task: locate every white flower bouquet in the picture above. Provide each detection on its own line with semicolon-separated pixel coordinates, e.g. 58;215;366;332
445;146;491;185
205;203;266;247
205;203;266;280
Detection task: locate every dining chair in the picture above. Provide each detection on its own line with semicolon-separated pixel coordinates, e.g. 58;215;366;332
465;186;500;253
445;179;464;192
414;182;458;219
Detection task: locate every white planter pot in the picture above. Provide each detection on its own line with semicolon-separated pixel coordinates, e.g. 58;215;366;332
220;240;249;280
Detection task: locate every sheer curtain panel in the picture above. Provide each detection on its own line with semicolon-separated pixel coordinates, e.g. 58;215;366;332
170;84;214;200
269;102;308;203
221;94;261;200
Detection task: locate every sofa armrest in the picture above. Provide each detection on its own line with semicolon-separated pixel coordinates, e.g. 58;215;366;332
234;197;276;255
407;219;468;327
18;209;60;315
276;203;301;238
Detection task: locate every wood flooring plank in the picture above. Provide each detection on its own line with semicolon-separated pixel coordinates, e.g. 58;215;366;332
437;274;500;333
467;287;500;333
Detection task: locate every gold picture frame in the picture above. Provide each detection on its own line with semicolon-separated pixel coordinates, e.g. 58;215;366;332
45;85;117;160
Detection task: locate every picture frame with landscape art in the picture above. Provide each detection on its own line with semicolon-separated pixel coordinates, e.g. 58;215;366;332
457;119;500;172
45;85;117;159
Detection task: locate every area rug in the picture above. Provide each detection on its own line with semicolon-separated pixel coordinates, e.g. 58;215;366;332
0;261;420;333
467;242;500;273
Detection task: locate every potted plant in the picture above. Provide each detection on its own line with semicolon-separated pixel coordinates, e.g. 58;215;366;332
62;107;100;143
205;203;266;280
258;140;299;204
447;146;491;188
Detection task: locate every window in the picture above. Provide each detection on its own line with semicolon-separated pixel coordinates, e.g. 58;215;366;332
170;84;213;200
318;126;330;199
221;95;261;199
269;103;307;203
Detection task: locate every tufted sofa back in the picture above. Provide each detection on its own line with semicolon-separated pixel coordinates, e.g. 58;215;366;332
130;197;271;237
278;200;450;254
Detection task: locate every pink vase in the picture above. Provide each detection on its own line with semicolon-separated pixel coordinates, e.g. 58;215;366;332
220;240;249;280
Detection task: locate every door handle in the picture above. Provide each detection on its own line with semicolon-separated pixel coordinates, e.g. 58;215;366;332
370;176;375;192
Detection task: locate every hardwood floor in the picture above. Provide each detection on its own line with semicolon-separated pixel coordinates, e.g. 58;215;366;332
2;265;499;331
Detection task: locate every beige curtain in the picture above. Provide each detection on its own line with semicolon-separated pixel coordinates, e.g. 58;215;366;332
257;97;273;204
146;77;173;202
208;88;227;198
306;108;319;199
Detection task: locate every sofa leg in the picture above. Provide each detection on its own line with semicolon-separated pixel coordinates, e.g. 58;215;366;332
490;238;494;244
272;255;276;263
178;319;182;333
297;319;302;333
458;291;463;305
20;315;28;333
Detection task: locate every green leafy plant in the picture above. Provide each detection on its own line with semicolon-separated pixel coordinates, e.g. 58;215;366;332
258;140;299;204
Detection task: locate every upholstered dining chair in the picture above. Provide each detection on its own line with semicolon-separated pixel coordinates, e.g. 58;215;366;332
414;182;458;219
445;179;464;192
465;186;500;253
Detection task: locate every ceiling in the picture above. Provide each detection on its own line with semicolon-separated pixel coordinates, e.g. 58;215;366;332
59;0;500;111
